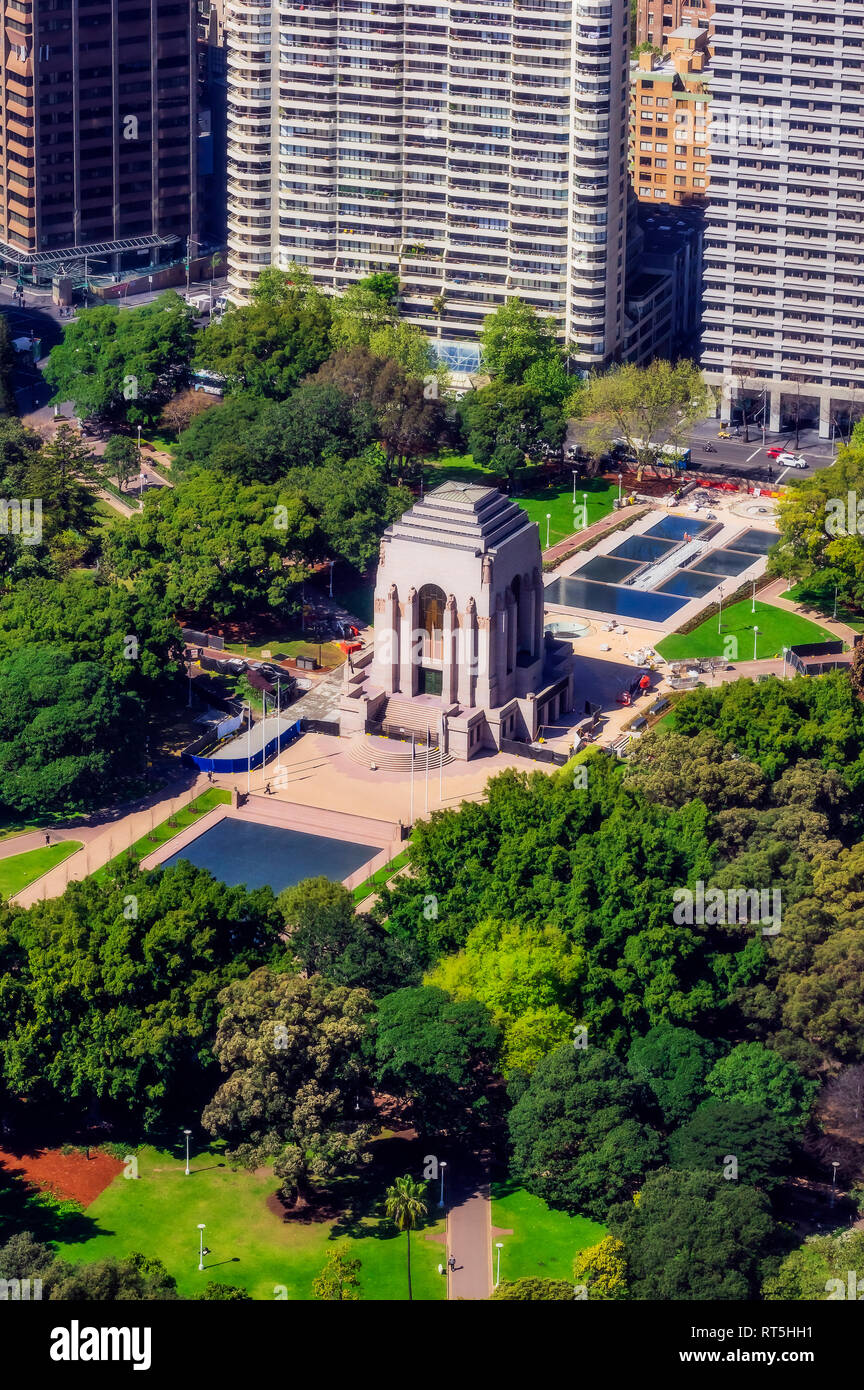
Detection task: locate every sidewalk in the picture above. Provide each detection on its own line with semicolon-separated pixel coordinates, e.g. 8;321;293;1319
447;1164;492;1301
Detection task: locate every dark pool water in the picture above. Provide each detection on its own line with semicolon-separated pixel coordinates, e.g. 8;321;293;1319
545;576;687;622
645;516;712;542
162;818;379;892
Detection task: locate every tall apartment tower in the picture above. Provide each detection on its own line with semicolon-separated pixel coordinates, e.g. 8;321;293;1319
636;0;711;50
225;0;631;371
702;0;864;438
0;0;197;279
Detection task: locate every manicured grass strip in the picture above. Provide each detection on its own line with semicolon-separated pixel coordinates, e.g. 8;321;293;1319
93;788;231;882
490;1182;605;1285
518;479;617;548
352;849;411;904
0;841;82;899
657;599;834;663
781;582;864;633
56;1145;446;1301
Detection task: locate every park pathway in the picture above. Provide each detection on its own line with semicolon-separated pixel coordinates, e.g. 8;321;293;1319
447;1162;492;1301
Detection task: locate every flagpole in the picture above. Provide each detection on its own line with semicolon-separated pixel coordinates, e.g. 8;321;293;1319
425;727;430;815
409;732;414;824
439;713;444;802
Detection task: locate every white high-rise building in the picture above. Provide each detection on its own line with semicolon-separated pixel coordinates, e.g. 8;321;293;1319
702;0;864;439
225;0;631;371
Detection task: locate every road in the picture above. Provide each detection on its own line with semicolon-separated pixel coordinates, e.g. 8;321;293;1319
686;416;838;484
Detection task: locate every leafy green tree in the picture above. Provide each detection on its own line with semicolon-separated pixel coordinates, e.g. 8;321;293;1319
48;1252;179;1301
704;1043;818;1133
194;297;332;400
507;1046;665;1220
330;279;398;350
608;1167;775;1300
312;1247;362;1301
287;452;411;571
278;877;422;996
202;969;376;1205
102;435;140;493
573;1235;629;1301
626;1024;719;1127
105;472;317;620
427;918;583;1075
0;644;143;815
459;380;566;480
491;1277;575;1301
0;862;281;1127
44;292;197;425
373;985;500;1137
0;313;16;412
767;448;864;612
383;1174;428;1302
763;1230;864;1300
479;298;561;382
0;571;183;696
312;348;443;475
583;359;708;473
627;731;767;812
668;1100;793;1188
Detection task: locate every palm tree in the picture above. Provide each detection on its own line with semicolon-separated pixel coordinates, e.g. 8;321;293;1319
384;1175;428;1301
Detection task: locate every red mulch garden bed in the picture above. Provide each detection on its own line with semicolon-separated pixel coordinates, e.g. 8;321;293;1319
0;1144;123;1207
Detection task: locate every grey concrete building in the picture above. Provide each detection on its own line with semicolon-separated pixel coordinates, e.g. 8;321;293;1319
702;0;864;438
340;482;573;758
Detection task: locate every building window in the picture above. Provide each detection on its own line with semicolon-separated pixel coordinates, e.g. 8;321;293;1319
418;583;445;661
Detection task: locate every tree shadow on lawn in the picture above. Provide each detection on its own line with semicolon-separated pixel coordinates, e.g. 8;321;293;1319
268;1134;441;1243
0;1168;102;1248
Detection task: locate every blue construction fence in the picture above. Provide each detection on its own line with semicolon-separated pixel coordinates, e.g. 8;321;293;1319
182;719;302;775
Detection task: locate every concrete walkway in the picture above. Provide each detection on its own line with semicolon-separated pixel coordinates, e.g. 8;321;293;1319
447;1164;492;1301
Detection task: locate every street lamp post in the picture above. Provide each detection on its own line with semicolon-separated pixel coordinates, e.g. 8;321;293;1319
571;469;577;504
197;1223;206;1271
751;579;756;614
245;702;251;795
184;1128;192;1177
717;586;723;635
831;1160;840;1208
545;512;551;548
495;1242;503;1288
582;492;588;530
833;584;838;620
439;1160;447;1208
329;559;334;598
753;625;760;661
618;471;623;506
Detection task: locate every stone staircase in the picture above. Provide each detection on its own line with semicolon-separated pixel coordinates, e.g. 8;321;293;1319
346;733;455;772
381;695;448;739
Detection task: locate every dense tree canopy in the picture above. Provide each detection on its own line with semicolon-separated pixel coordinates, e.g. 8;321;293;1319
193;296;332;400
0;644;143;815
0;863;281;1128
44;292;197;425
508;1046;665;1219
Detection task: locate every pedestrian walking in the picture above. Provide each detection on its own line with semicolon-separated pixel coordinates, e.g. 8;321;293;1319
447;1255;455;1271
44;832;50;847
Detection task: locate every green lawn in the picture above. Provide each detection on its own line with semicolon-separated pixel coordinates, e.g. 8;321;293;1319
93;788;230;882
490;1182;605;1286
518;478;617;548
56;1144;446;1301
352;848;410;904
657;600;835;663
781;581;864;633
0;840;82;899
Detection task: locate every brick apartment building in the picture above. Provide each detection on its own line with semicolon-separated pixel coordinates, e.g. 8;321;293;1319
631;24;711;206
0;0;198;282
636;0;712;49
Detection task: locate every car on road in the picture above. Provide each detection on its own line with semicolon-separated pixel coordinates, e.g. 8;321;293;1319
776;452;807;468
765;447;786;458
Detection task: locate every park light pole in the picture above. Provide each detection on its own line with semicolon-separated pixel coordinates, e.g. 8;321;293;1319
582;492;588;530
753;626;760;661
184;1129;192;1177
833;584;838;620
329;559;335;598
545;513;551;548
495;1242;503;1288
831;1159;840;1208
751;579;756;615
717;586;723;635
571;469;577;503
618;471;623;505
245;702;252;795
197;1223;206;1271
439;1160;447;1208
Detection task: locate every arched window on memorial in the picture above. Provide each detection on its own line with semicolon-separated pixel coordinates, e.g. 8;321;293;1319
418;582;445;661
